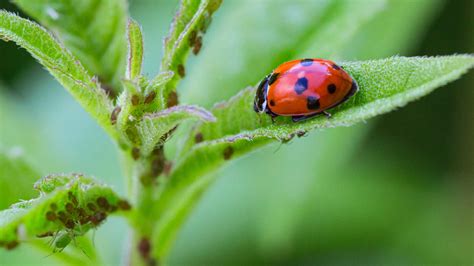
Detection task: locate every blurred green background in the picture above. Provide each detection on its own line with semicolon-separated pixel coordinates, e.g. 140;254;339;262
0;0;472;265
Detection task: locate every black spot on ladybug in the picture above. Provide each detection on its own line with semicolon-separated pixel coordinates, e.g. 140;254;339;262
300;58;313;66
269;99;276;106
307;96;320;110
144;91;156;104
268;72;279;85
195;132;204;143
332;64;341;70
327;84;337;94
294;77;308;95
223;146;234;160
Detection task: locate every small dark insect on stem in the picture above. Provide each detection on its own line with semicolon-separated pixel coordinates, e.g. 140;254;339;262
110;107;122;125
144;91;156;104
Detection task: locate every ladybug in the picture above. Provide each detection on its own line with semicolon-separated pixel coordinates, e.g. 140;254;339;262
254;58;358;122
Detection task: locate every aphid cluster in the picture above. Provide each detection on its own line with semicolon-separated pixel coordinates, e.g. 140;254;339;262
38;192;131;250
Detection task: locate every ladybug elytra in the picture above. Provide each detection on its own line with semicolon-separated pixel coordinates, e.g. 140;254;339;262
254;58;358;122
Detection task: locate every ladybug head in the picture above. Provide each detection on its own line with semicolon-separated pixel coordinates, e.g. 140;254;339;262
254;75;269;113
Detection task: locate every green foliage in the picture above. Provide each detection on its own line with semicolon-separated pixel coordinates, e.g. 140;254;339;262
0;147;40;209
149;55;474;260
13;0;129;91
0;11;116;139
0;174;129;250
126;19;144;80
179;55;474;166
0;0;473;265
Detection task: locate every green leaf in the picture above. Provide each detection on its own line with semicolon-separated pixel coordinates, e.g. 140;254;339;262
13;0;129;91
0;173;130;251
127;19;144;80
0;11;117;140
153;55;474;259
0;147;40;210
182;55;474;152
160;0;223;105
138;105;216;156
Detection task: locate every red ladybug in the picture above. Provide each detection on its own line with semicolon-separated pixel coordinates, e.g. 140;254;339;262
254;58;358;121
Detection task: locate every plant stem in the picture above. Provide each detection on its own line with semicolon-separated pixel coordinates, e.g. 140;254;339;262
122;148;163;266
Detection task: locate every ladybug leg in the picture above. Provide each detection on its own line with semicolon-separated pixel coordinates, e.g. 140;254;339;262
265;109;278;123
292;113;318;122
323;111;332;118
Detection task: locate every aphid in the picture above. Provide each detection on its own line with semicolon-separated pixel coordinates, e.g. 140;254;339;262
46;211;57;221
254;59;358;121
177;64;186;78
223;146;233;160
194;132;204;143
54;232;72;251
65;203;75;214
110;106;122;125
131;147;140;160
144;91;156;104
96;197;110;210
131;94;140;106
117;200;132;211
167;91;178;108
192;36;202;55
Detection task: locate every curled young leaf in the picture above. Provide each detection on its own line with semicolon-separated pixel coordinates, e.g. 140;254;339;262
159;0;223;106
138;105;216;156
127;19;144;80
